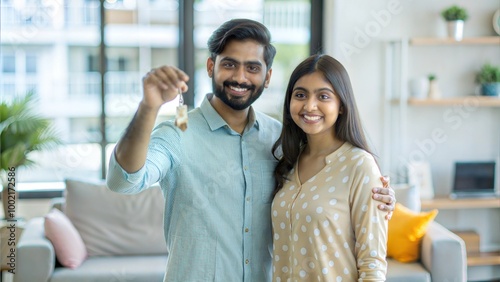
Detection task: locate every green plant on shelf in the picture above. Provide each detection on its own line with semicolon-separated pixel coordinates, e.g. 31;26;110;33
441;5;468;21
475;63;500;97
475;63;500;84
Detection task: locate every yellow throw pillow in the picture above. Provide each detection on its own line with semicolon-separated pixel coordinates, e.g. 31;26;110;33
387;203;438;262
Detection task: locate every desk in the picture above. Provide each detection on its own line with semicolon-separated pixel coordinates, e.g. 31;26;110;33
421;197;500;267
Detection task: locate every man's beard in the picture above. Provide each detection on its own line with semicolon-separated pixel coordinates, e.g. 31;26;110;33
212;76;265;111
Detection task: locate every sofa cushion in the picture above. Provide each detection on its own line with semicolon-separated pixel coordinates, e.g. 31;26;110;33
50;255;167;282
64;178;167;256
393;184;421;212
44;208;87;269
387;203;438;263
386;259;430;282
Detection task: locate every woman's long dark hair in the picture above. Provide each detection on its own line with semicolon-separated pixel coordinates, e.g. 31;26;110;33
272;54;375;191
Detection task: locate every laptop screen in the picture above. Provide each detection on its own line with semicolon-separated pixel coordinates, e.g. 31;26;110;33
453;162;496;193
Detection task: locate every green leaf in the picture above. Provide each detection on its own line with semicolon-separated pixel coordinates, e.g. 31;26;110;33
0;143;27;170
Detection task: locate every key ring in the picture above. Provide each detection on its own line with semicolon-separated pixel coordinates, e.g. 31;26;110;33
178;88;184;106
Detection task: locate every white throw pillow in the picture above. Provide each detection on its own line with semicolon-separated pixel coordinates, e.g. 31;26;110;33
64;178;167;256
393;183;421;212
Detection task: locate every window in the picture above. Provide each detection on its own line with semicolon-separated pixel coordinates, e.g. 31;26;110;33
1;52;38;97
1;54;16;97
25;54;37;73
2;54;15;73
0;0;318;192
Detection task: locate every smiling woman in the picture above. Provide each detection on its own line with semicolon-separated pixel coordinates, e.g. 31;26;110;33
271;54;388;281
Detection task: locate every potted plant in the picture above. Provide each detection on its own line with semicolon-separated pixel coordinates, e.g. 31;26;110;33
0;92;60;219
441;5;468;41
476;63;500;96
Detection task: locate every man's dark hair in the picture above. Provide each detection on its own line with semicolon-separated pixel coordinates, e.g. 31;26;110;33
207;19;276;69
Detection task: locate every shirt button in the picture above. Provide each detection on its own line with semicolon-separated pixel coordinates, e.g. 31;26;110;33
245;259;250;264
245;228;249;232
244;166;248;170
246;197;250;201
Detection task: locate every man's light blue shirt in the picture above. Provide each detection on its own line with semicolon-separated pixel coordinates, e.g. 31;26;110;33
107;94;282;282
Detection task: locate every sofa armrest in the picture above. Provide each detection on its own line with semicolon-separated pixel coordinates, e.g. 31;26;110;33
14;218;55;282
420;221;467;282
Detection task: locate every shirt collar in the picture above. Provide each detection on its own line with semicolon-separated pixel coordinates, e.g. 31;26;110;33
200;94;259;132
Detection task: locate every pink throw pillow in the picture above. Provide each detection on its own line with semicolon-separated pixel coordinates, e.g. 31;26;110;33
44;208;87;269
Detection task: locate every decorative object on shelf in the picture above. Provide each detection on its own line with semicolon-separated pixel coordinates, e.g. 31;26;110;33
475;63;500;96
408;161;434;200
409;77;429;99
427;74;441;99
441;5;468;41
493;9;500;36
0;92;60;219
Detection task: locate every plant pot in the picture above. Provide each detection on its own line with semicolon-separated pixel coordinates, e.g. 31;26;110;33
447;20;464;41
428;80;441;99
480;83;500;96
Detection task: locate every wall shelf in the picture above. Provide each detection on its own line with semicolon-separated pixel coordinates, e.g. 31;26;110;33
467;251;500;266
391;97;500;107
410;36;500;45
421;197;500;210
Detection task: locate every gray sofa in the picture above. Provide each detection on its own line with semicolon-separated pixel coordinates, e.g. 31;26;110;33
16;179;167;282
15;180;466;282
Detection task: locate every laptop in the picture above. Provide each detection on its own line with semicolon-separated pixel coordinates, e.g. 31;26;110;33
450;162;498;199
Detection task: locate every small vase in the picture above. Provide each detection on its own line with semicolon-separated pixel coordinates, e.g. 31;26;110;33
481;83;500;96
428;80;441;99
447;20;464;41
409;77;429;99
